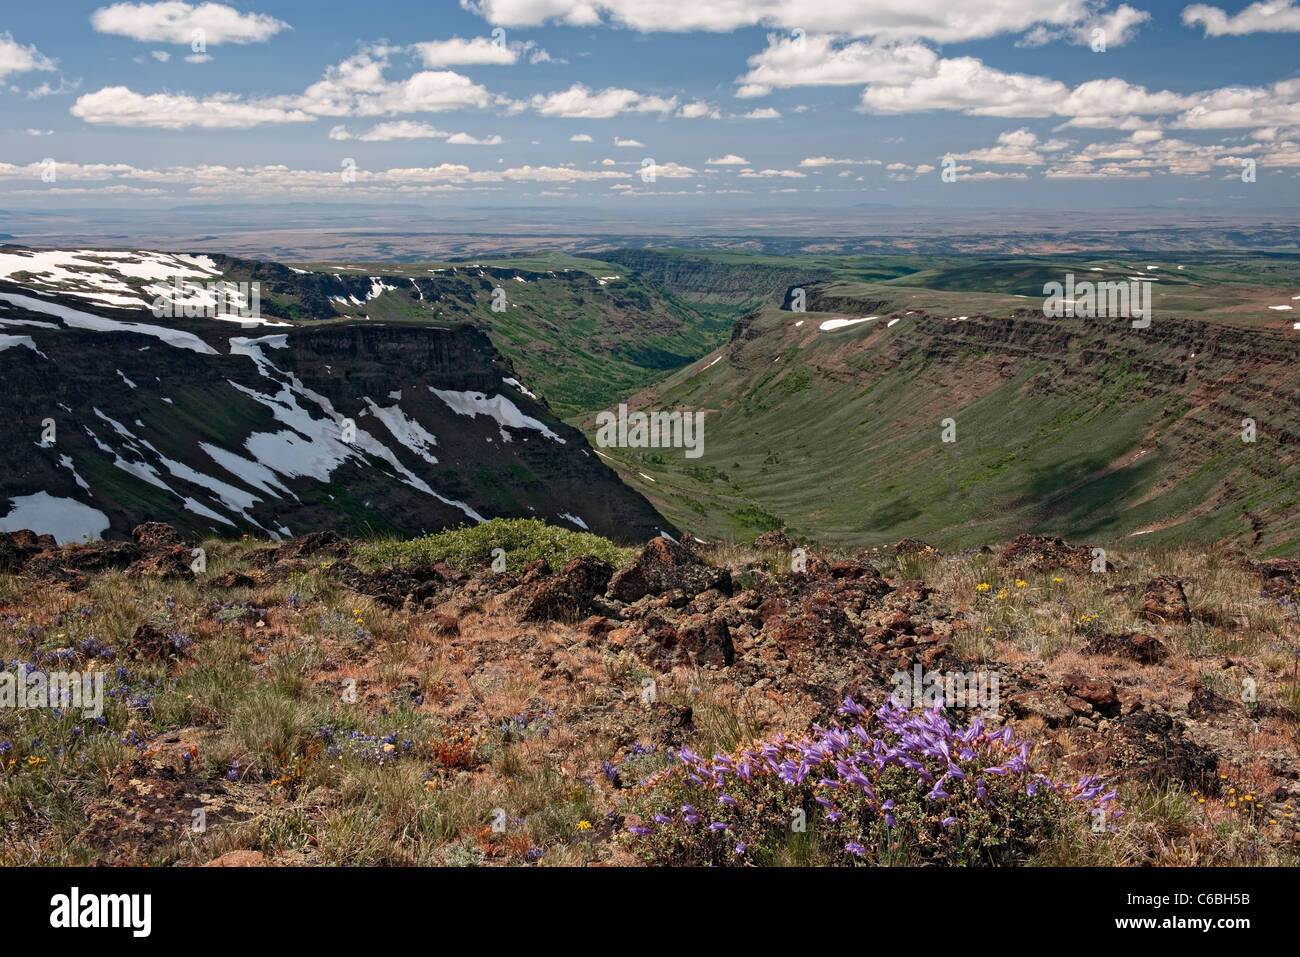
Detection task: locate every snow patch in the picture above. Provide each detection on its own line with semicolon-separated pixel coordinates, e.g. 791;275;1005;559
0;492;109;544
818;316;876;331
429;388;564;443
559;512;588;530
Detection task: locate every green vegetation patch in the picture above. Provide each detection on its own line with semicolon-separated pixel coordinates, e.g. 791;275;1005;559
356;517;634;572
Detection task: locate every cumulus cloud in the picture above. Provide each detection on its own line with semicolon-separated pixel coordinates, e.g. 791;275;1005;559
328;121;502;144
798;156;860;166
707;154;749;164
461;0;1118;44
330;120;446;141
678;100;721;119
413;36;518;66
949;129;1070;165
297;52;495;116
1019;3;1150;47
0;33;56;78
736;34;937;98
446;131;503;144
91;2;289;44
1183;1;1300;35
569;132;593;141
70;86;314;128
525;83;677;118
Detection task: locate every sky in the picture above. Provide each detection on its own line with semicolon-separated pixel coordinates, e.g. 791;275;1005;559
1;0;1299;218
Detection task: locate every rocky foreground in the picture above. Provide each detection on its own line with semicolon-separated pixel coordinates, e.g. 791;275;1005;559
1;523;1298;865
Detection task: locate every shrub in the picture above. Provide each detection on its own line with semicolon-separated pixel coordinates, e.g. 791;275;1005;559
356;517;633;573
623;695;1121;866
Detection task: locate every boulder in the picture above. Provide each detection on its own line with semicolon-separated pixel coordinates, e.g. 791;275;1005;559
607;537;730;604
998;533;1095;573
1062;673;1121;713
1141;577;1190;625
127;545;195;579
523;555;615;622
1009;690;1075;727
131;522;184;547
1084;630;1169;664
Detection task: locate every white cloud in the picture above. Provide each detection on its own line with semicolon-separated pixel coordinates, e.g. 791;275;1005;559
646;161;697;178
859;56;1069;118
446;131;503;144
151;49;171;62
414;36;518;66
949;129;1070;165
526;83;677;118
327;121;502;144
23;128;54;136
0;33;56;78
331;120;447;141
707;154;748;164
297;53;494;116
736;32;1271;132
742;107;781;118
736;34;937;97
91;2;290;44
569;132;593;141
462;0;1118;44
614;136;645;147
1171;77;1300;129
1183;1;1300;35
1019;4;1149;47
678;100;720;119
26;78;81;99
798;156;858;166
70;86;314;129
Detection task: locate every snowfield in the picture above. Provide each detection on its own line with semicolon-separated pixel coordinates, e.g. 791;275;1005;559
0;491;110;544
0;248;218;309
429;388;565;443
0;292;219;354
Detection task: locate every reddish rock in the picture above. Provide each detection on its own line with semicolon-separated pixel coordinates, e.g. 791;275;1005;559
1009;690;1074;727
127;545;195;579
752;529;796;551
131;522;184;547
207;569;258;589
1141;577;1190;625
274;531;350;562
998;534;1095;573
522;555;614;622
431;613;461;637
1084;630;1169;664
1062;673;1120;712
607;537;730;603
673;613;734;667
1065;695;1094;716
128;623;185;660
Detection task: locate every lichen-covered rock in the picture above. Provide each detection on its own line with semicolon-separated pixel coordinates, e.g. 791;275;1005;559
608;537;731;603
1142;577;1190;625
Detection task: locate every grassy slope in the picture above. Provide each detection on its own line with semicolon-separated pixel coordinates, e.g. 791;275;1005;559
297;252;733;420
580;251;1300;552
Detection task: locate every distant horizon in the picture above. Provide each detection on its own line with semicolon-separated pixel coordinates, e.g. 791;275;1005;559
4;1;1300;213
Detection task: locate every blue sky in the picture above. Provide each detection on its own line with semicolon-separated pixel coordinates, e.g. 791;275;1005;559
1;0;1299;215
